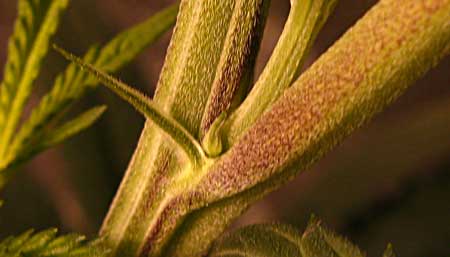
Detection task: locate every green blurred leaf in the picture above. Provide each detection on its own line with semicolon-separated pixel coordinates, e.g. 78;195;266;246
1;105;106;174
0;228;108;257
6;3;178;171
34;105;107;152
301;217;365;257
209;223;303;257
0;0;69;158
210;218;394;257
93;3;179;72
382;244;396;257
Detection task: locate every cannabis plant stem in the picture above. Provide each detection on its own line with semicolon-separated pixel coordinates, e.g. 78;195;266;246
101;0;450;257
159;2;450;254
100;0;270;256
189;0;450;209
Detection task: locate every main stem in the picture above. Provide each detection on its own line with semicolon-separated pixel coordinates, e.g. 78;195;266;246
99;1;268;256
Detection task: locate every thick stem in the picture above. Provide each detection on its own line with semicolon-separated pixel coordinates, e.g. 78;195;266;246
161;1;450;256
100;0;450;257
99;1;270;256
195;0;450;204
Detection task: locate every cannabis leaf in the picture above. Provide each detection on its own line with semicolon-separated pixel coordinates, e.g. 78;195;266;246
0;228;109;257
27;105;107;158
14;3;179;154
0;0;69;159
0;3;178;175
209;217;394;257
209;223;303;257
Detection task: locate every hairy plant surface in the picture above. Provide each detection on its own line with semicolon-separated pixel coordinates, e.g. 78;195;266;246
77;0;448;256
1;0;449;256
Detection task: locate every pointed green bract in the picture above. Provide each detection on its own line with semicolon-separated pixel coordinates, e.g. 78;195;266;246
55;46;207;167
202;112;227;157
0;0;69;159
0;229;108;257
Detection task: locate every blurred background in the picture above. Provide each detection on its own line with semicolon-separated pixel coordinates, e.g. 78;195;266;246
0;1;449;256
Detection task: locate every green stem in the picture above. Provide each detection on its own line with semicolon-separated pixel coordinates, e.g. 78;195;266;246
194;0;450;206
199;0;270;138
223;0;338;146
160;1;450;256
98;0;270;256
99;1;449;257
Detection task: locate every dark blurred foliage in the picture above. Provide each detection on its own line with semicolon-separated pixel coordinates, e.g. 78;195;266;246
0;1;449;257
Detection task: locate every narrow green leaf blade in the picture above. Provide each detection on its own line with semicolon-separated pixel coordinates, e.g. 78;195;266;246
0;0;69;157
94;3;179;72
34;105;107;152
1;105;105;171
39;234;86;256
3;45;102;169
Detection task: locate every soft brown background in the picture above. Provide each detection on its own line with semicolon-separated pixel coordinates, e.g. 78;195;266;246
0;1;449;256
